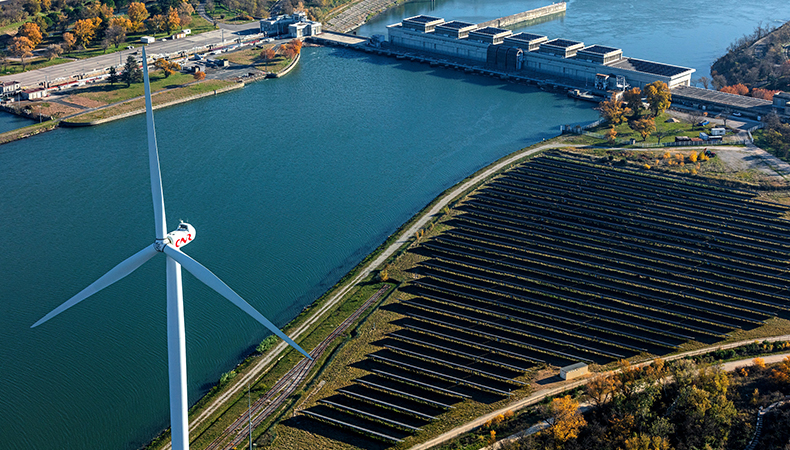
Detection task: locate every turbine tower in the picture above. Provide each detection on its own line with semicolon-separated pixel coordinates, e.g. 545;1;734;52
31;47;311;450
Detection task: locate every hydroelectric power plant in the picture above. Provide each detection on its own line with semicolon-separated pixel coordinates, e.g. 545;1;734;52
312;4;695;98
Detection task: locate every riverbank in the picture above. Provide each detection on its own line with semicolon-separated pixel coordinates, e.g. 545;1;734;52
0;46;304;144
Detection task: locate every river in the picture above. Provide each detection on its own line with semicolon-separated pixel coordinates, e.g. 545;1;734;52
1;1;787;448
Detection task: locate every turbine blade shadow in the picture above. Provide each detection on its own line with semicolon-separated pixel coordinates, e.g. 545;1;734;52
32;245;159;328
163;244;313;360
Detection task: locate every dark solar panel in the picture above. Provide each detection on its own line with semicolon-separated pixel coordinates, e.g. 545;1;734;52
581;45;621;55
439;20;475;29
612;57;689;76
405;15;442;23
473;26;509;35
507;32;547;43
544;38;583;48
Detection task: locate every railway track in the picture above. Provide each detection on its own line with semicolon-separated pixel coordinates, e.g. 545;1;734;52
203;283;392;450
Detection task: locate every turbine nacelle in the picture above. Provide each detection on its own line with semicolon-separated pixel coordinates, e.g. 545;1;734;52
155;223;195;252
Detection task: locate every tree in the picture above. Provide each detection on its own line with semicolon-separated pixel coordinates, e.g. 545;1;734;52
622;434;673;450
127;1;149;31
105;24;127;48
193;70;205;81
596;97;628;125
686;108;704;129
720;83;749;95
586;374;615;407
166;6;180;33
73;18;101;49
281;44;296;60
630;117;656;141
696;76;710;89
62;32;76;52
546;395;586;444
121;55;142;86
147;14;165;35
44;43;62;60
604;127;618;143
772;356;790;385
260;47;276;70
101;37;110;53
623;87;643;117
288;38;302;54
154;58;180;77
18;22;43;47
654;129;670;144
23;0;41;16
643;81;671;117
108;65;119;85
9;36;34;70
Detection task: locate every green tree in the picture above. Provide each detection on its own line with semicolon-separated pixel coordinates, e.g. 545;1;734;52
108;65;119;85
643;81;671;117
121;55;142;87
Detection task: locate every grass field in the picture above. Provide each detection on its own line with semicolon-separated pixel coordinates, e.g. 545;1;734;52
67;78;234;122
223;46;293;73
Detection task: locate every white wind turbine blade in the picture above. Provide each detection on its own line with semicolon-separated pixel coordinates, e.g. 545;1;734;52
162;245;313;360
142;47;167;241
31;245;159;328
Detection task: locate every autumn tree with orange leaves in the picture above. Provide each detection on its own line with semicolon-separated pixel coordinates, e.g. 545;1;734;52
18;22;43;47
720;83;749;95
545;395;586;445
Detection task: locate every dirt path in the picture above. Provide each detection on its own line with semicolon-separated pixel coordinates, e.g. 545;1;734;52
409;336;790;450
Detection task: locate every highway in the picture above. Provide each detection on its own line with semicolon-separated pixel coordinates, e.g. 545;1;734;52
0;21;261;90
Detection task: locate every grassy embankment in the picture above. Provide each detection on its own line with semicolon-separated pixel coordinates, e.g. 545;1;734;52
61;73;234;123
0;119;58;144
221;45;294;73
567;112;739;147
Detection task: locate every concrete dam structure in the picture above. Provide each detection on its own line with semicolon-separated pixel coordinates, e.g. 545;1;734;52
477;2;566;29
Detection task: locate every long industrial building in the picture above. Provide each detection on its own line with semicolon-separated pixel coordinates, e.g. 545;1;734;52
387;15;694;90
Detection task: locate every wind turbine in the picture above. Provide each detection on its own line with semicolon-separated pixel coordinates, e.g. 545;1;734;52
31;47;311;450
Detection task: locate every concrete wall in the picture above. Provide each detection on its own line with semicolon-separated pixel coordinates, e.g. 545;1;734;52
478;2;566;29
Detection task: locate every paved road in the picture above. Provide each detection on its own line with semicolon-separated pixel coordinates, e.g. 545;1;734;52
0;22;262;90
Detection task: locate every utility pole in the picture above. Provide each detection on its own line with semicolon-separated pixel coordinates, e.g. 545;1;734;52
248;383;252;450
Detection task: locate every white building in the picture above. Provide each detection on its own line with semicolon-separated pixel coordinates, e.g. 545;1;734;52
387;15;695;88
559;362;589;380
261;12;321;38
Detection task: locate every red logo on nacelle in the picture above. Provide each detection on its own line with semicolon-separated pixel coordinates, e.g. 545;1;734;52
175;234;193;248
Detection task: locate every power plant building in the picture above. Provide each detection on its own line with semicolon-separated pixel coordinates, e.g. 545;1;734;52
387;15;694;89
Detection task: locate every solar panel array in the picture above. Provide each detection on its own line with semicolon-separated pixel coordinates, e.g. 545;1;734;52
293;154;790;448
610;57;690;77
543;38;583;49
